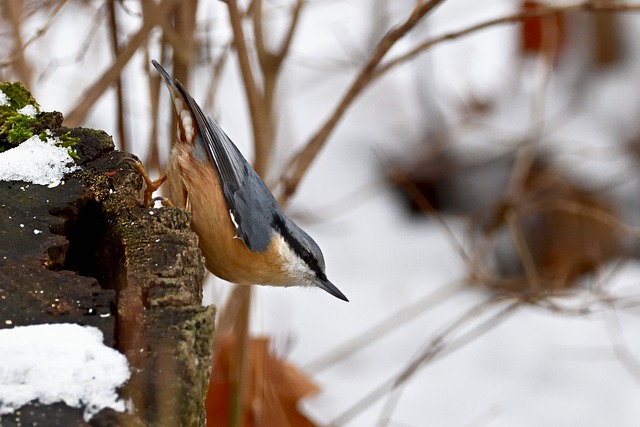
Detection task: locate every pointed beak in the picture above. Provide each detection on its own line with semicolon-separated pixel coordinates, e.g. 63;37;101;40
315;277;349;302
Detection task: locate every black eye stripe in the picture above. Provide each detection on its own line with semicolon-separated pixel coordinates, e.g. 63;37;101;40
272;216;323;277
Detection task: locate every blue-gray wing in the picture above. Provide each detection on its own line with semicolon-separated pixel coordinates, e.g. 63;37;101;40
200;116;279;253
153;60;278;252
173;90;277;252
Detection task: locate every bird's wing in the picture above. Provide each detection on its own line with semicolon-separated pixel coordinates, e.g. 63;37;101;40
153;60;275;252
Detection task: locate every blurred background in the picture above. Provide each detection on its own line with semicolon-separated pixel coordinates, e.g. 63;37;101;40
4;0;640;425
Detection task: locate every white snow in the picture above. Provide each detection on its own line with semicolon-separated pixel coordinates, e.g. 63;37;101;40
0;90;9;107
0;135;78;186
17;104;38;118
0;323;131;421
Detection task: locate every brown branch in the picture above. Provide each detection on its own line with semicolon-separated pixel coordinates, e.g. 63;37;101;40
217;5;264;425
506;209;541;293
145;44;163;175
279;0;446;203
65;0;182;127
278;0;640;204
252;0;303;73
157;14;188;56
252;0;269;71
171;0;198;83
247;0;276;177
376;298;518;426
394;173;491;283
204;43;231;113
107;0;127;152
376;1;640;77
0;0;68;71
226;0;270;176
278;0;303;61
229;285;252;427
4;0;31;86
255;0;305;177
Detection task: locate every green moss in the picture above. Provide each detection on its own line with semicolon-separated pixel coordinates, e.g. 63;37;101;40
0;82;39;111
0;82;40;151
0;82;72;155
58;132;80;159
2;114;33;145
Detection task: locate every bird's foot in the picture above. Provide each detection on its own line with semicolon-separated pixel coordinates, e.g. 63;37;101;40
121;157;168;206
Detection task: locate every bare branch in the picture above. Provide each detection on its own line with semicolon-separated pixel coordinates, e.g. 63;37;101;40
253;0;303;72
330;296;518;426
376;298;518;426
279;0;640;204
279;0;446;203
107;0;127;152
65;0;182;127
277;0;304;63
252;0;269;71
145;46;162;175
204;44;232;114
170;0;199;73
0;0;68;71
376;1;640;77
305;280;465;374
226;0;270;176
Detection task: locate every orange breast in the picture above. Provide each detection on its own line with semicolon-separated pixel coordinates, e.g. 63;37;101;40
168;146;291;286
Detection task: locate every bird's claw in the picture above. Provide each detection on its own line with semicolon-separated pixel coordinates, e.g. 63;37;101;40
120;157;168;206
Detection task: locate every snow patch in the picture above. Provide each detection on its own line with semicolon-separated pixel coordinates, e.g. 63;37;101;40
0;135;78;186
0;323;131;421
0;90;9;107
17;104;38;118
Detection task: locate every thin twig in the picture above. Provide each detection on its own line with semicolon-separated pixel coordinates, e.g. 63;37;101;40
0;0;68;69
305;280;466;373
107;0;127;152
204;44;231;114
375;1;640;77
226;0;269;176
146;46;162;176
65;0;182;127
277;0;303;60
531;199;640;237
394;174;492;284
279;0;446;203
505;209;541;293
252;0;268;72
329;296;518;426
4;0;31;86
251;0;304;176
376;298;518;426
604;306;640;385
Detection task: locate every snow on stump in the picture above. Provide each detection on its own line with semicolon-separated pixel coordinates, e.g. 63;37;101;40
0;83;215;426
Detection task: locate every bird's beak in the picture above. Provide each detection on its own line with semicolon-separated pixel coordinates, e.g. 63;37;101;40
315;277;349;302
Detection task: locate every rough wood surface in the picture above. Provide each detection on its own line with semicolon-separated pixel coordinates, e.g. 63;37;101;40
0;125;215;426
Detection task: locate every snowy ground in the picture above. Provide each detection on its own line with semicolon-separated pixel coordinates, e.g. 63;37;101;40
12;0;640;425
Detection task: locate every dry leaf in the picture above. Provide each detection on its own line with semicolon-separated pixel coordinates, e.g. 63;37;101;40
206;334;320;427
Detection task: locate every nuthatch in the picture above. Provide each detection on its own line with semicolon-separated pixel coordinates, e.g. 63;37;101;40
137;60;347;302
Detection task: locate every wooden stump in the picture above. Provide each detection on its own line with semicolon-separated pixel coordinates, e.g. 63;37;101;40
0;125;215;426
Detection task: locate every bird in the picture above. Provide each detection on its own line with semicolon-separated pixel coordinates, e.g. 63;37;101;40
135;60;348;302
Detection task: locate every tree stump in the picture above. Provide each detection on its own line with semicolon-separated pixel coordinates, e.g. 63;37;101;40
0;120;215;426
